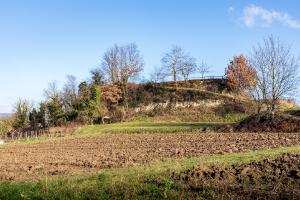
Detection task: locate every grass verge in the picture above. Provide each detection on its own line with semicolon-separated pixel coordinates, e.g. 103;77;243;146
3;122;223;147
76;121;224;136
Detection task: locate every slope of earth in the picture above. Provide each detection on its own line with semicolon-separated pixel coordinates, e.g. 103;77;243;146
86;79;251;124
127;83;253;123
173;153;300;199
1;132;300;181
218;112;300;133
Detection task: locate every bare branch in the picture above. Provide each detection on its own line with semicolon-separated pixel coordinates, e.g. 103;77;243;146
161;46;196;84
250;35;300;113
197;61;210;78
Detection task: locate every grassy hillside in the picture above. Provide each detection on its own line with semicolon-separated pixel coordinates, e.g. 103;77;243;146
126;83;252;123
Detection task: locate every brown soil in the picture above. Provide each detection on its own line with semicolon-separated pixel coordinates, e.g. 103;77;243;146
1;132;300;181
218;112;300;133
173;153;300;199
287;110;300;117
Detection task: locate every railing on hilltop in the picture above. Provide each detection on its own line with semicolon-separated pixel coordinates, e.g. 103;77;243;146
190;76;226;80
159;76;226;85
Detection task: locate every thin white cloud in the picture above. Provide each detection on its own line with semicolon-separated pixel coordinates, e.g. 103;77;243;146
228;6;234;13
242;4;300;29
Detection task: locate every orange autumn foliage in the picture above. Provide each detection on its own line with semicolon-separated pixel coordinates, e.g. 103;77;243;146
225;55;257;93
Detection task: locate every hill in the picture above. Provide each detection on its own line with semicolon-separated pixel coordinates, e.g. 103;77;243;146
0;79;299;200
125;78;252;123
0;113;12;119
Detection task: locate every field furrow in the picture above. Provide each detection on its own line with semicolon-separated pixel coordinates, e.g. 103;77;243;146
1;132;300;181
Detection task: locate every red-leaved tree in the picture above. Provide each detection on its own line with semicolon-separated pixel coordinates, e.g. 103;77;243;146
225;55;257;93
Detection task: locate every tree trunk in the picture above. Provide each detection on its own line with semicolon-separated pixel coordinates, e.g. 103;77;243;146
173;64;177;88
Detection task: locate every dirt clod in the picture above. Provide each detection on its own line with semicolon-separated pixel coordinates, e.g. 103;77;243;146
173;153;300;199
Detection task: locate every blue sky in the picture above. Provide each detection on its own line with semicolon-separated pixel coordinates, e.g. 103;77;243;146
1;0;300;113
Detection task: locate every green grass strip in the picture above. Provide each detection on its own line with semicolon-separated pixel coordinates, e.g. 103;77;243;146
3;122;223;147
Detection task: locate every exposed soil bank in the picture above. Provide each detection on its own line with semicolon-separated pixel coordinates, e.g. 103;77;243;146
218;112;300;133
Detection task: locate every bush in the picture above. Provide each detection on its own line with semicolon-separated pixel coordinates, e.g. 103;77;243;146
0;118;13;138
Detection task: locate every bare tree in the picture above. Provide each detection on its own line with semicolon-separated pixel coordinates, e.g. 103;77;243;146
119;43;144;106
102;45;119;83
44;81;60;101
63;75;77;98
101;43;144;106
119;43;144;84
151;65;170;83
197;61;210;78
250;36;299;113
62;75;78;109
102;43;143;84
161;46;196;86
179;57;197;82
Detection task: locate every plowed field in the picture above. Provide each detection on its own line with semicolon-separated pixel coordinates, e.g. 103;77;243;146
1;132;300;181
174;153;300;199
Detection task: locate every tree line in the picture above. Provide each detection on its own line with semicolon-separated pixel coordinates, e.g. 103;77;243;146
2;35;299;135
